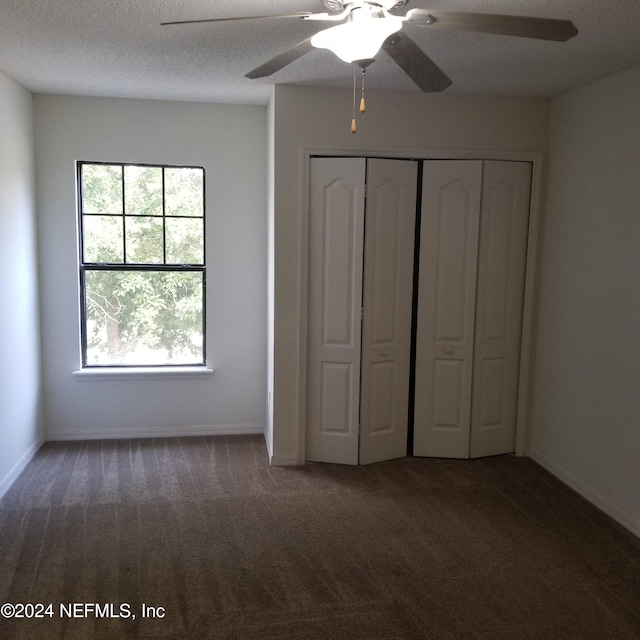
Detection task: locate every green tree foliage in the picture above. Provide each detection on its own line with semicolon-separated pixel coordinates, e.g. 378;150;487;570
80;163;205;365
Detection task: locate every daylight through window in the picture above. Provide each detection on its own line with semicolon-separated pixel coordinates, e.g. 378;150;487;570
77;162;206;367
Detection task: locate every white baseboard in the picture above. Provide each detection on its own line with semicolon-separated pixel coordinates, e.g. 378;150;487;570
528;448;640;539
45;423;265;441
270;452;302;466
0;434;45;500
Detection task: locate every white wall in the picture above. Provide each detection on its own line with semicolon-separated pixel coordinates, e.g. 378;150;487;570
0;72;44;496
34;95;268;440
528;65;640;536
269;85;549;464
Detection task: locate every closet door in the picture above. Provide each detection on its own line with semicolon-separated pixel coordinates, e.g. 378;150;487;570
359;159;417;464
307;157;366;464
470;161;532;457
413;161;483;458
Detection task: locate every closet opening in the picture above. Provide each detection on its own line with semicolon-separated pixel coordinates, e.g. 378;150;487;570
304;153;538;465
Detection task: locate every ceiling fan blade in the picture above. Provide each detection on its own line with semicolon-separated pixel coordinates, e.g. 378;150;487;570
382;32;452;92
406;9;578;42
245;38;315;79
161;13;312;27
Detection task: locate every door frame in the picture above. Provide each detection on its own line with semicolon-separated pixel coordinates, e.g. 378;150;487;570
297;146;544;464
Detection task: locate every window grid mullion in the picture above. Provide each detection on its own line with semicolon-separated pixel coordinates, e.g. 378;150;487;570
162;167;167;265
121;164;127;264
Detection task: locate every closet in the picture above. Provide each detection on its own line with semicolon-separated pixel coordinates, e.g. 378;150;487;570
306;156;532;464
414;160;532;459
306;157;417;465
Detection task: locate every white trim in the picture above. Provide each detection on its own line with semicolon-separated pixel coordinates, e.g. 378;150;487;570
516;155;544;456
528;448;640;539
270;452;301;466
296;146;312;466
45;423;264;441
297;146;544;465
264;426;274;463
0;435;45;500
302;146;543;162
72;366;214;381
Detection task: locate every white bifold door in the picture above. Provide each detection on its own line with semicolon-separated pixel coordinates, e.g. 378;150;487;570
307;156;532;464
306;157;417;465
413;160;532;458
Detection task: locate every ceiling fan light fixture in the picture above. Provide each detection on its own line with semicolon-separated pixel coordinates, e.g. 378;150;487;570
311;15;403;63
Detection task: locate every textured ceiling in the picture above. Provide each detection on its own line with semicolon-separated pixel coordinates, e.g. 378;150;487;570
0;0;639;105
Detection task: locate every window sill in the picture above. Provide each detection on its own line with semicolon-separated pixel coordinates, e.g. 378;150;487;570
72;366;215;381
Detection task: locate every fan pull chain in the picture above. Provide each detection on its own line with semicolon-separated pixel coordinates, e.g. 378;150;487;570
351;64;357;134
350;60;373;133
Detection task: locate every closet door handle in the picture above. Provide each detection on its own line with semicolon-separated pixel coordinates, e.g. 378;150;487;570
380;349;389;357
444;347;454;355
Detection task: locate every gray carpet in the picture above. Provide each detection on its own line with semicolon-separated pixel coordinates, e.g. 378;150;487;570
0;435;639;639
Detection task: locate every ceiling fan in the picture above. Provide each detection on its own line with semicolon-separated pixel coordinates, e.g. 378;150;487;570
162;0;579;94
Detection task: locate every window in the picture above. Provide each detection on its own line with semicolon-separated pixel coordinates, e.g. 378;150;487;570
77;162;206;367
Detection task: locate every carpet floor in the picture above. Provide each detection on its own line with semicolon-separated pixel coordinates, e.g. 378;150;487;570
0;435;639;639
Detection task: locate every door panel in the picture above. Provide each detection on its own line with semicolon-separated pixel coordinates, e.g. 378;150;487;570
359;159;417;464
307;157;366;464
369;361;394;434
432;359;465;428
413;161;483;458
470;161;531;458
